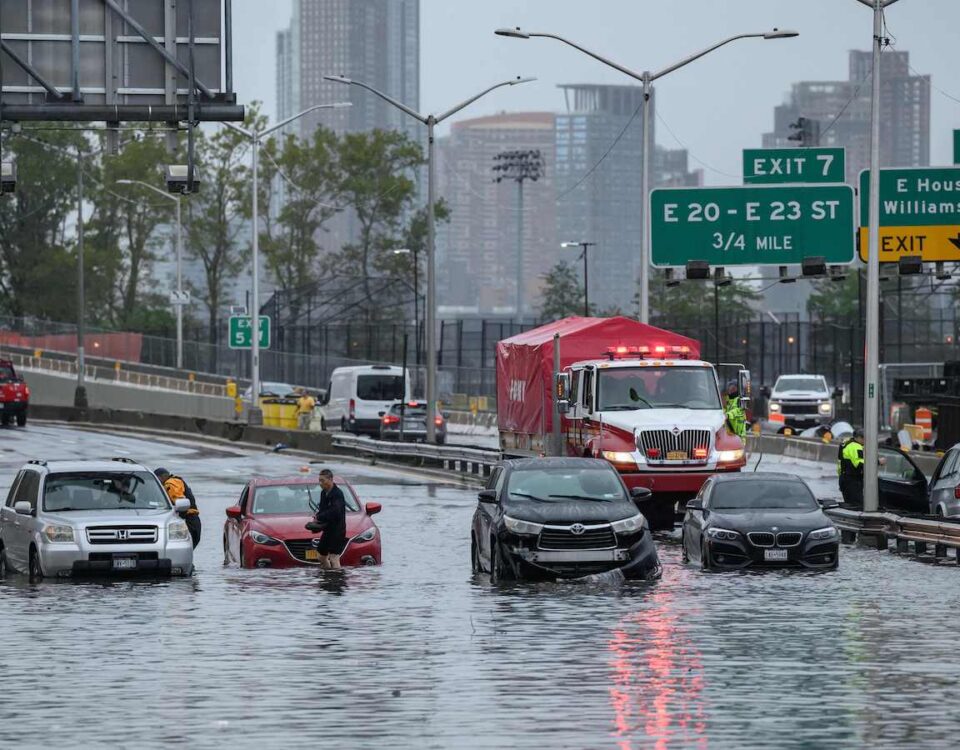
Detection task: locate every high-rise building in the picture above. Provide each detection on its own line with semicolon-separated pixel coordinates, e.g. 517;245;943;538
762;50;930;184
436;113;557;316
277;0;420;141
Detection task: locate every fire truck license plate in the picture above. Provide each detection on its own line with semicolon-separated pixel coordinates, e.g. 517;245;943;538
666;451;688;461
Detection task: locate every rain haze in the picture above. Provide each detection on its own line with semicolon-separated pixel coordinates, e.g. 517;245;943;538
233;0;960;185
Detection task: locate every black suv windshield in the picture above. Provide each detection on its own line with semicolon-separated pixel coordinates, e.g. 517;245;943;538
357;375;403;401
598;366;720;411
44;472;171;512
711;481;817;511
506;467;626;502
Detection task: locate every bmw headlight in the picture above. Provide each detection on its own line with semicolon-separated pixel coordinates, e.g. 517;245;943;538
249;530;281;546
819;403;833;414
611;513;647;534
354;527;377;543
717;449;745;463
42;524;75;543
167;520;190;542
809;526;839;541
503;516;543;536
769;402;781;413
706;527;741;542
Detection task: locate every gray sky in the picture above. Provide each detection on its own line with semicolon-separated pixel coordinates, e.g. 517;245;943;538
233;0;960;186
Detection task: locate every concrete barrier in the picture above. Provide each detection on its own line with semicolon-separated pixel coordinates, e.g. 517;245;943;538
746;433;942;475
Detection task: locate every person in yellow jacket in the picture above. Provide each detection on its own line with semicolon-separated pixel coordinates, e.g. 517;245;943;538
155;468;201;548
724;381;747;438
837;431;864;505
296;388;316;431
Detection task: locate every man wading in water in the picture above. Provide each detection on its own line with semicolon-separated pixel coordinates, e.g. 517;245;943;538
306;469;347;570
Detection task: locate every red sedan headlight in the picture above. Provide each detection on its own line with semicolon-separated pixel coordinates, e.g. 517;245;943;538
249;530;281;546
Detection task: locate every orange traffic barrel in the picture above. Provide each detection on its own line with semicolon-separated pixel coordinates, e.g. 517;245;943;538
915;407;933;441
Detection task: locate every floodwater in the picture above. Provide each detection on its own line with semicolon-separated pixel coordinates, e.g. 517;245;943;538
1;423;959;749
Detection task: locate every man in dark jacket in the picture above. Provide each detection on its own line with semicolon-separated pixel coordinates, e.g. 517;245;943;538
155;467;201;548
306;469;348;569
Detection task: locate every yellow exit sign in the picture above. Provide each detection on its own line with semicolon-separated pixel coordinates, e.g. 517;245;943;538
858;226;960;263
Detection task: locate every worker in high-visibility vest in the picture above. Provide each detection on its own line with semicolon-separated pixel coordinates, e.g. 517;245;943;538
724;381;747;438
837;430;864;505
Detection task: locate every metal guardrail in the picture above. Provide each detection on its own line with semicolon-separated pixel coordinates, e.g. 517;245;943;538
332;434;500;479
826;507;960;561
7;351;230;397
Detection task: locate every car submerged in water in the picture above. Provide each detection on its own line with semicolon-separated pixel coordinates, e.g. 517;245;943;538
681;473;840;570
470;458;661;582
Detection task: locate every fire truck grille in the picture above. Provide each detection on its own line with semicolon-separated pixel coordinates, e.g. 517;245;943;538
636;429;712;463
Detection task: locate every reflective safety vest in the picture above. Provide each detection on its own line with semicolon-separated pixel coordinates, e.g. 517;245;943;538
725;395;746;438
838;439;864;478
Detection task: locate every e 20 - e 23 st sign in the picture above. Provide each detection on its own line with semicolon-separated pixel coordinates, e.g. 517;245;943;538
650;184;855;267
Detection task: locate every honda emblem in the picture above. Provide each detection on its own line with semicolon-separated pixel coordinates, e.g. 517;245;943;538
117;529;129;541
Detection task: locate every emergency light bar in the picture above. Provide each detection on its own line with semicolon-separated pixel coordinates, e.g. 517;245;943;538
604;345;692;360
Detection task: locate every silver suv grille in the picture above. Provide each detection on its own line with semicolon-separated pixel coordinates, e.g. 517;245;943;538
538;524;616;550
637;429;712;463
87;526;159;545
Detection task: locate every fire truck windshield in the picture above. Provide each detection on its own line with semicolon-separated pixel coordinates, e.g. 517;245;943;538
597;366;721;411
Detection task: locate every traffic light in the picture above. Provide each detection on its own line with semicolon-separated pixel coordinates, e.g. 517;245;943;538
788;117;820;147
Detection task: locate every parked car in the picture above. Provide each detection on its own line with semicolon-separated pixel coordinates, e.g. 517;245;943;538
471;457;661;582
0;359;29;427
223;475;382;568
681;473;839;570
877;446;928;513
379;400;447;444
928;443;960;517
242;381;298;400
764;374;839;429
0;459;194;578
320;365;411;436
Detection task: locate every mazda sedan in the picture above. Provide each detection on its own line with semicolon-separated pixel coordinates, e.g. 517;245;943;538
471;457;661;582
223;475;381;568
681;473;839;570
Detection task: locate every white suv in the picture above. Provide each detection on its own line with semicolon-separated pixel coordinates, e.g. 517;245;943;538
0;459;194;578
766;375;837;429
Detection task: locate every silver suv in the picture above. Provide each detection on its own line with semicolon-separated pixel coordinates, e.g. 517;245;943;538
0;459;194;578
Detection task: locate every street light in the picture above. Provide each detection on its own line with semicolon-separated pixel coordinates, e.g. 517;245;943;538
223;102;351;425
561;241;596;316
392;247;421;365
325;73;534;443
116;179;186;369
496;26;798;324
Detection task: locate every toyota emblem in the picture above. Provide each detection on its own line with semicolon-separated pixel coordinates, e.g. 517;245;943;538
570;523;586;536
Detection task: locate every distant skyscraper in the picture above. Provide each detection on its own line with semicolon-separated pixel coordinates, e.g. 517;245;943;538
277;0;420;141
762;50;930;184
437;113;557;316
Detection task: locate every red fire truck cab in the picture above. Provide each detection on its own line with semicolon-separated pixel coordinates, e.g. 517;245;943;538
0;359;30;427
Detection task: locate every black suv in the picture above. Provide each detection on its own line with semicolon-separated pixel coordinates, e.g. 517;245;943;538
471;457;661;582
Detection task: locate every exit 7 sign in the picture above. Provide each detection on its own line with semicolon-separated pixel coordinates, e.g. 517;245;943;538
743;148;845;184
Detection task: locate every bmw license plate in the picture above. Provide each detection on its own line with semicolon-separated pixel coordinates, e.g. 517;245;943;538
305;549;320;561
764;549;788;561
112;557;137;570
666;450;688;461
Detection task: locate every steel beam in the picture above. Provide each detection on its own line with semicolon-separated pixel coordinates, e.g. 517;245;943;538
0;40;64;99
0;103;244;121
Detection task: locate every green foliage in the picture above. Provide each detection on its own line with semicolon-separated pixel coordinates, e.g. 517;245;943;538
539;262;586;321
650;269;760;327
807;271;859;322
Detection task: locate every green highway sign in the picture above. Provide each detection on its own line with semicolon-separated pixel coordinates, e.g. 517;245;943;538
858;167;960;262
743;147;845;184
651;184;855;267
954;130;960;165
228;315;270;349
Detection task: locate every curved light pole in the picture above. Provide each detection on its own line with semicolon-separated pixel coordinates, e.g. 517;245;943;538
116;179;184;369
224;102;351;424
324;74;535;443
496;27;798;324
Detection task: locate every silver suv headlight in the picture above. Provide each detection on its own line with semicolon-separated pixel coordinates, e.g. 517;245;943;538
809;526;838;541
42;524;75;543
167;519;190;542
611;513;646;534
503;516;543;536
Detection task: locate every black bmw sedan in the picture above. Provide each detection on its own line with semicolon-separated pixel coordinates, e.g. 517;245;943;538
681;473;840;570
471;457;661;582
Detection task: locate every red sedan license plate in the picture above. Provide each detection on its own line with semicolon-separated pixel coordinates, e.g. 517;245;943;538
305;549;320;561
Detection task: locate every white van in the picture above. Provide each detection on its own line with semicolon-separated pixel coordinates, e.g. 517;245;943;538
321;365;411;435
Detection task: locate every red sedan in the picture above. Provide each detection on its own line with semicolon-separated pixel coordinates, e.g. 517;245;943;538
223;475;382;568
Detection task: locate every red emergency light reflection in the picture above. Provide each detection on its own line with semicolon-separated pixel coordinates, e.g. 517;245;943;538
607;589;706;749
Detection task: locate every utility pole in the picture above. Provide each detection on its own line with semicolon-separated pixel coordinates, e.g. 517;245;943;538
494;149;544;319
74;147;87;408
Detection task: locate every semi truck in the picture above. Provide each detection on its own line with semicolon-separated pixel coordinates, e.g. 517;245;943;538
497;317;749;528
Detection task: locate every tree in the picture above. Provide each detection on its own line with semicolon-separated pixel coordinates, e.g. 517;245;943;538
539;262;585;321
807;271;859;322
186;123;251;345
649;269;760;328
323;129;425;310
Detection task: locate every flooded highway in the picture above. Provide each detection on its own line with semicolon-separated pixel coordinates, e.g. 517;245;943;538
1;423;959;749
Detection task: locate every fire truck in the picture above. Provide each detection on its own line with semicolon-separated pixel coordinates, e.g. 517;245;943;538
0;359;30;427
497;317;749;528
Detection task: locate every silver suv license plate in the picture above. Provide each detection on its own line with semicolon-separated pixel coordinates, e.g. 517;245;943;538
764;549;788;561
113;557;137;570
